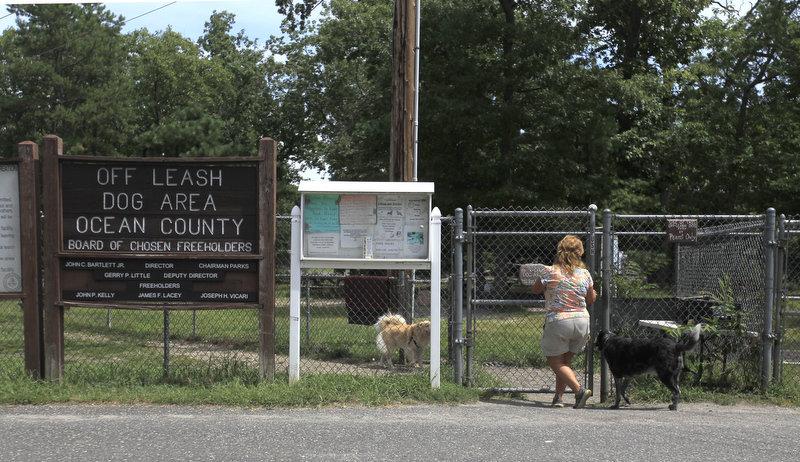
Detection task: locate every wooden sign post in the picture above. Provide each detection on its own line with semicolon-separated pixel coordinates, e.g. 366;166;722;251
0;144;41;378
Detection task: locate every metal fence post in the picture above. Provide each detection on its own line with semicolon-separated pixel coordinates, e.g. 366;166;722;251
586;204;597;391
761;208;776;392
600;209;613;402
430;208;442;389
674;244;680;297
773;214;786;382
465;205;475;386
453;208;465;385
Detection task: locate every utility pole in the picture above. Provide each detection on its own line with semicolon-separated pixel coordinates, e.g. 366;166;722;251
389;0;416;182
389;0;419;331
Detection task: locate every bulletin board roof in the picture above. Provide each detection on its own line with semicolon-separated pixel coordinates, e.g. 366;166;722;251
298;181;434;194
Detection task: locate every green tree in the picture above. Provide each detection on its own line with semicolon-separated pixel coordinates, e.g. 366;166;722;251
198;12;269;155
127;28;229;156
269;0;394;182
0;4;135;156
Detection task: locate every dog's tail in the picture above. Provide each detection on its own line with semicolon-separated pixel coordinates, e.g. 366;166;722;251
374;313;407;333
676;324;703;353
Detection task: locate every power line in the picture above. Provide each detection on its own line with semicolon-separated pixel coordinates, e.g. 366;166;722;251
124;1;176;24
24;1;177;59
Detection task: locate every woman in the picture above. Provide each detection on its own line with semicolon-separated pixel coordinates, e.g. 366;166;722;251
531;235;596;408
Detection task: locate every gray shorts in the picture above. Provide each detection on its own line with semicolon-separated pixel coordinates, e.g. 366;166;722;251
540;317;590;357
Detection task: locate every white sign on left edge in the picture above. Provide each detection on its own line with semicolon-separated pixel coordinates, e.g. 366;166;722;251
0;164;22;293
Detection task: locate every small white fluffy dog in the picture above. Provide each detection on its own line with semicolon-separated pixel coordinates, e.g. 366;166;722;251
374;314;431;369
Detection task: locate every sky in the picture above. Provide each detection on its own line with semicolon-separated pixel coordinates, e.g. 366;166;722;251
1;1;285;42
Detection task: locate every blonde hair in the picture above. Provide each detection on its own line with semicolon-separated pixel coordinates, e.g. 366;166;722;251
554;235;586;275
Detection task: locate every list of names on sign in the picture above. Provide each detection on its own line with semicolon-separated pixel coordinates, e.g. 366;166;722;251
0;164;22;292
60;162;258;254
60;259;258;303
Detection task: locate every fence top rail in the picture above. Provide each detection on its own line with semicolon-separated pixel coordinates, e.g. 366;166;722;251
472;230;592;236
471;299;545;307
471;210;591;218
614;213;765;220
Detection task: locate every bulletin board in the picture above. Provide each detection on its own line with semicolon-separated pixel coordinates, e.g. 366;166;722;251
298;181;434;269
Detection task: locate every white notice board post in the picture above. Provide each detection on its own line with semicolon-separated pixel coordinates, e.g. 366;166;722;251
289;206;301;383
288;181;440;388
428;207;441;388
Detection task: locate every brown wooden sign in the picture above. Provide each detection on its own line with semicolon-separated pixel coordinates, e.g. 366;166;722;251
41;135;277;380
60;162;258;254
54;158;264;306
667;219;698;243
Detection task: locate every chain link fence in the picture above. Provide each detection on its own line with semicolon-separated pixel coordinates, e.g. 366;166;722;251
64;307;260;384
59;216;453;383
466;207;598;392
284;217;452;377
609;215;766;391
0;298;24;379
3;208;794;394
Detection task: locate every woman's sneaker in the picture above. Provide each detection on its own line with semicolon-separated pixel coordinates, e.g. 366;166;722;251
551;394;564;408
573;388;592;409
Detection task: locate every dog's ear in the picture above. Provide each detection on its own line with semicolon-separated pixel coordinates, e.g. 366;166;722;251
595;330;608;348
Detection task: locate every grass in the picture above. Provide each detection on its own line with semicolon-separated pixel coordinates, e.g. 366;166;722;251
4;293;800;407
620;374;800;407
0;372;481;407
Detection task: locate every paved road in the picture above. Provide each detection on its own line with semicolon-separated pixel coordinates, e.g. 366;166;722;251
1;400;798;461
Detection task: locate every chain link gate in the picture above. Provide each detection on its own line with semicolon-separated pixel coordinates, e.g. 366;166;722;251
463;206;599;393
457;208;776;398
776;215;800;385
604;213;769;396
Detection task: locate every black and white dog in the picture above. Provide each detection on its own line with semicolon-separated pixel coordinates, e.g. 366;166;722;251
596;324;703;411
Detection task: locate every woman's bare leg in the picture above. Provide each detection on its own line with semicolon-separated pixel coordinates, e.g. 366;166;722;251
548;353;580;395
554;352;576;398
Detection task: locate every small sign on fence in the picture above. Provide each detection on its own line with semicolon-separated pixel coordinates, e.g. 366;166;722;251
667;218;698;243
519;263;547;286
0;162;22;293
